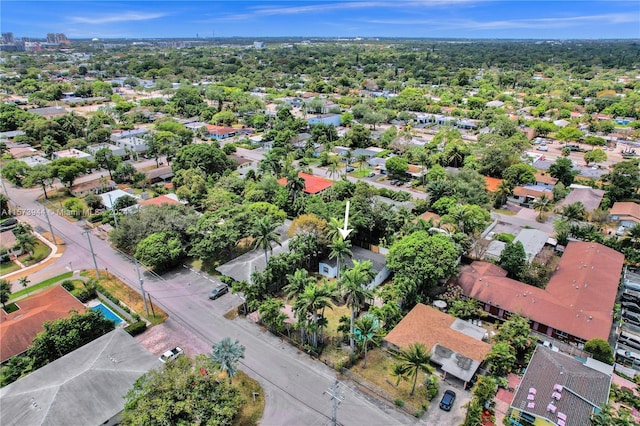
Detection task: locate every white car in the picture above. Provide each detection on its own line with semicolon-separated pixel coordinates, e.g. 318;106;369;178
536;145;548;151
159;346;184;363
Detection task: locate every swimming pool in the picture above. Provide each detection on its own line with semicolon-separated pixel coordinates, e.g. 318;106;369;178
92;303;123;325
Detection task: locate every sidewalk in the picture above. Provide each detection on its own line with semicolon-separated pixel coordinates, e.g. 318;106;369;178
2;232;66;292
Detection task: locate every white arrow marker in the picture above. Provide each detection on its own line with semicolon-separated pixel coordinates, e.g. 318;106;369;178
338;200;353;240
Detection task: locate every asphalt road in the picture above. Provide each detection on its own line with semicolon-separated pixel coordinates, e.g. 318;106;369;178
3;180;414;426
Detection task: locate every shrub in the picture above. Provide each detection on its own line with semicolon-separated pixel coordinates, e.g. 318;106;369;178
73;287;96;303
125;320;147;336
61;280;75;291
425;375;439;401
394;398;405;407
494;233;515;243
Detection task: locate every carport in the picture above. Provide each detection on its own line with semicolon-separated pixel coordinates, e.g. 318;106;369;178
431;344;482;389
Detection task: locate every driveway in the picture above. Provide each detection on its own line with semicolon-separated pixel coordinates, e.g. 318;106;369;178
421;378;470;426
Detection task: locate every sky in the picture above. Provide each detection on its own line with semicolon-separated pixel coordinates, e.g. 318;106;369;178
2;1;639;40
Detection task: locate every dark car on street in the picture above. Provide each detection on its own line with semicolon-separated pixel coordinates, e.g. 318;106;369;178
209;284;229;300
439;390;456;411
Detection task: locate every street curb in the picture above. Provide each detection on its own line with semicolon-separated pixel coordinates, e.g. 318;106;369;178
1;232;66;282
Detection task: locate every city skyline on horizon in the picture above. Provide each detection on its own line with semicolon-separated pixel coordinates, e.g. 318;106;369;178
2;1;639;40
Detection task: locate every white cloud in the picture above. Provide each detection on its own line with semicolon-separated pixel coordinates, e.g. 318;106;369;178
364;12;639;30
70;12;166;25
205;0;477;22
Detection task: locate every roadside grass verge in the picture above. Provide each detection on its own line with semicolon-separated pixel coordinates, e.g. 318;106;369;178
233;370;265;426
9;271;73;301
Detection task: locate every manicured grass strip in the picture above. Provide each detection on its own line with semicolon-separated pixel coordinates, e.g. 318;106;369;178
9;271;73;300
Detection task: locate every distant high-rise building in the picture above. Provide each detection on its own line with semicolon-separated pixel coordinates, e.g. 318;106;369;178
46;33;69;45
253;41;265;49
2;32;15;44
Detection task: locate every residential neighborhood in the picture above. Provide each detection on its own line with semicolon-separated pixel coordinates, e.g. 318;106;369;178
1;28;639;426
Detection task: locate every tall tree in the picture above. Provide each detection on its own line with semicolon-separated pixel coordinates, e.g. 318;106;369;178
250;215;282;262
210;338;245;384
0;279;11;308
499;241;526;280
122;355;242;426
293;282;335;348
94;147;121;180
283;268;315;301
353;313;380;368
23;164;54;199
532;194;552;221
339;260;375;354
396;343;432;396
328;237;352;279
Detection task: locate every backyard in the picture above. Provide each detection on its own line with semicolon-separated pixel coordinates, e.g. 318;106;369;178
82;270;168;325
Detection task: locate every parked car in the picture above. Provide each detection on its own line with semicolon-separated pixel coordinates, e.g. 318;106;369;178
209;284;229;300
0;218;18;231
536;145;548;151
159;346;184;363
367;172;376;178
619;332;640;351
346;166;355;172
389;180;397;185
622;301;640;314
439;389;456;411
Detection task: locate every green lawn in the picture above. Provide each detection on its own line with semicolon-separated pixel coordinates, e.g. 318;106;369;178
9;271;73;300
352;168;373;178
0;261;20;275
19;242;51;266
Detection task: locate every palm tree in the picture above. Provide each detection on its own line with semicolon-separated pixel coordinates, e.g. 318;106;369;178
15;232;37;257
357;154;368;173
532;194;552;221
494;180;513;209
328;237;352;279
391;362;409;387
396;343;432;396
210;337;245;384
339;260;375;354
286;172;305;203
343;150;353;175
326;217;343;242
560;202;586;223
283;268;315;301
353;314;380;368
250;216;282;263
293;283;335;348
327;160;340;181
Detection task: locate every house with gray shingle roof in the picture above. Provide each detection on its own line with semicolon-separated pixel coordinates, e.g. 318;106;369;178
509;345;612;426
0;329;159;426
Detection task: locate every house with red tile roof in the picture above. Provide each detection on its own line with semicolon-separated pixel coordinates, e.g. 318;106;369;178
512;186;553;205
277;172;334;195
0;285;86;362
205;125;238;140
610;202;640;228
384;304;491;386
457;241;624;344
483;176;503;193
138;193;182;207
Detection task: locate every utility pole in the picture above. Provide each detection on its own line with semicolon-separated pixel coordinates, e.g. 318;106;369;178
107;194;118;228
134;259;149;317
42;204;57;245
323;380;344;426
82;230;100;279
